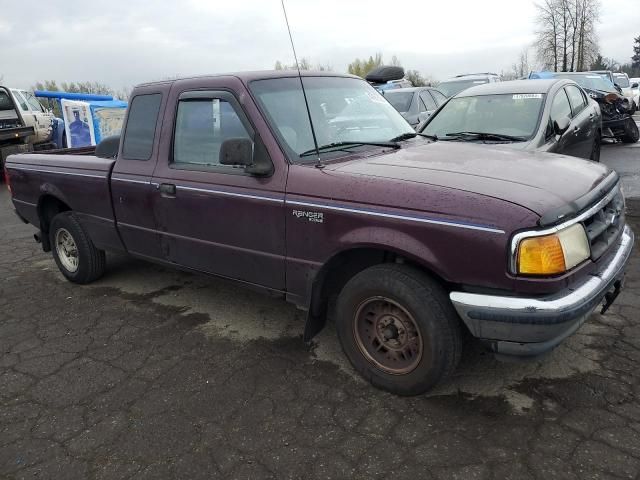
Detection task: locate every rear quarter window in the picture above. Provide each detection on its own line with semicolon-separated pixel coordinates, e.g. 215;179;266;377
122;93;162;160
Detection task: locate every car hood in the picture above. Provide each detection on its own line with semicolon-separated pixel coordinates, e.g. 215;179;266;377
328;141;610;217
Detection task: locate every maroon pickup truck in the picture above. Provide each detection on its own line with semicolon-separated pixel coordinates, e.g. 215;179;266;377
4;71;634;395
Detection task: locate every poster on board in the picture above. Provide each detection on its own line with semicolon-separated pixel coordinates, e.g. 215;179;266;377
61;99;96;148
90;101;127;143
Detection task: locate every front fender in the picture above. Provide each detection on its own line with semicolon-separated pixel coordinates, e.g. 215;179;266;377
335;226;449;281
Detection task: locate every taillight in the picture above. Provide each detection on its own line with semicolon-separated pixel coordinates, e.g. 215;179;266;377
3;166;11;195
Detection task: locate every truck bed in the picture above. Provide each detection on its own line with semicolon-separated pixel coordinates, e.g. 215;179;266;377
5;152;122;252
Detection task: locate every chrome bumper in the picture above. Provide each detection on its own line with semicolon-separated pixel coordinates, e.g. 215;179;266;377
450;224;634;357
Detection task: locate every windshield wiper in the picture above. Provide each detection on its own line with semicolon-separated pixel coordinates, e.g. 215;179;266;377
443;131;527;142
389;132;438;142
299;141;400;158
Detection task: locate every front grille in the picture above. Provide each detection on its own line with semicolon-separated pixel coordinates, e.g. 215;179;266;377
583;186;625;260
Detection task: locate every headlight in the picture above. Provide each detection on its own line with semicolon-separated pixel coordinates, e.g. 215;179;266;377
516;224;590;275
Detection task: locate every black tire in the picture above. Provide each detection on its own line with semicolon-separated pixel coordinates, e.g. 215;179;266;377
335;264;462;396
49;212;106;284
590;133;601;162
621;117;639;144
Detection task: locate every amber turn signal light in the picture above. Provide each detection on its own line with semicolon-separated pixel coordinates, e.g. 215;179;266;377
517;234;566;275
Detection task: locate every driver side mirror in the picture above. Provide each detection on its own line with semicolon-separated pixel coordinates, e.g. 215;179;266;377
219;137;273;176
554;116;571;135
632;83;639;89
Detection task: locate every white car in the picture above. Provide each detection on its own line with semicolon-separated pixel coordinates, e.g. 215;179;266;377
613;73;637;112
9;88;54;144
435;73;501;98
630;77;640;111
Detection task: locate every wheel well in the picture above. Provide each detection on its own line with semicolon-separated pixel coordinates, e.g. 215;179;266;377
37;195;71;251
304;247;443;341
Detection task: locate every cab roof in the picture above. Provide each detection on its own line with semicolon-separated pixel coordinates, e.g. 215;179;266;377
136;70;359;87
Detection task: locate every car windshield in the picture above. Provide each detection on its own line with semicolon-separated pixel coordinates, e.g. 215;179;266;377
614;75;630;88
383;91;414;112
421;93;545;140
554;73;616;93
250;76;414;163
436;79;489;97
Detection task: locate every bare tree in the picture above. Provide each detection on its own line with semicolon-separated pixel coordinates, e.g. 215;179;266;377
535;0;560;71
274;58;332;71
405;70;426;86
511;48;531;78
534;0;599;72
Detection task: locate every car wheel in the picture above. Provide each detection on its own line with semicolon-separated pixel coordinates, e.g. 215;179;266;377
50;212;106;284
335;264;462;396
622;117;639;144
590;133;601;162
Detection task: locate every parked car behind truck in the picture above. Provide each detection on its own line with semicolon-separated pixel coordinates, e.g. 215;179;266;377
530;72;638;143
384;87;447;128
5;71;634;395
419;79;603;161
435;73;501;98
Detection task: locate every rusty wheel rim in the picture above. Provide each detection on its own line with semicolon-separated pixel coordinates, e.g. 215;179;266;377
353;296;423;375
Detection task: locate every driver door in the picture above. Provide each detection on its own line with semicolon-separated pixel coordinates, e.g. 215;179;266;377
150;87;287;290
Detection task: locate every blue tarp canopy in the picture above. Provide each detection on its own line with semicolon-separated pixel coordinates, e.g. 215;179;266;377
34;90;114;101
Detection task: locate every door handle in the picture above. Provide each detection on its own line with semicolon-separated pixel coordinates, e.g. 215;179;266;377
158;183;176;197
573;126;580;135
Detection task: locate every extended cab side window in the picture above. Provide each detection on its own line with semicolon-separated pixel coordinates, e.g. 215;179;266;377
172;98;251;169
565;85;587;117
122;93;162;160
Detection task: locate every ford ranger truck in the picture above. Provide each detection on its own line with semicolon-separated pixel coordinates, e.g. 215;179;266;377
4;72;634;395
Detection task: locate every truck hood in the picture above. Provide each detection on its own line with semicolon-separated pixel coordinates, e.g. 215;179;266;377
328;141;611;216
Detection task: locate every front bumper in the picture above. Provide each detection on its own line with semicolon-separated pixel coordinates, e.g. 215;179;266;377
450;225;634;358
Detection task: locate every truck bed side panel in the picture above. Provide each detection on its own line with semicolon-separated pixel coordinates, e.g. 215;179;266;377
5;153;125;252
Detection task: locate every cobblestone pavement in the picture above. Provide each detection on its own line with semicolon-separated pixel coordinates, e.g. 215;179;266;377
1;187;640;480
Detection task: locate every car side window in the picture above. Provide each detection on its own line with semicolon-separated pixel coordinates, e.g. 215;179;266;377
547;89;572;138
565;85;587;117
23;92;44;112
12;90;29;112
122;93;162;161
172;98;252;169
420;92;437;111
550;89;572;124
430;90;447;106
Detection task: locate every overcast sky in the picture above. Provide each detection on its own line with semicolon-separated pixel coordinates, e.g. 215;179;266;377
1;0;638;93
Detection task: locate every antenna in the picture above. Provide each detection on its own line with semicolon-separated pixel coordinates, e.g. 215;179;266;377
280;0;321;165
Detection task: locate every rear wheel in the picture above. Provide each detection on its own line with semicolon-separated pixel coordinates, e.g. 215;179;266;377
335;264;462;396
50;212;106;284
622;117;639;144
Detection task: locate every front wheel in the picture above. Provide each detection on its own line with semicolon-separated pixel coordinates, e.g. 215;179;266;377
50;212;106;284
621;117;639;144
335;264;462;396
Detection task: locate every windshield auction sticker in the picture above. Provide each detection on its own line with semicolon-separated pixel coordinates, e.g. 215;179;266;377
512;94;543;99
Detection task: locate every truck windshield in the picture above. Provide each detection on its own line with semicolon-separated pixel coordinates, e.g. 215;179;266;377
422;93;545;140
249;76;414;163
